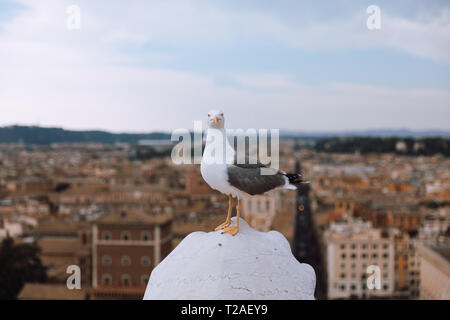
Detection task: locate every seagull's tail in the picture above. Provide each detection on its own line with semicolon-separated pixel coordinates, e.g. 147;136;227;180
286;173;302;185
284;173;309;190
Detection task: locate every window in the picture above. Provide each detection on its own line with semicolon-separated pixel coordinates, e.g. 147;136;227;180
351;263;356;269
383;284;389;291
121;274;131;286
266;200;270;211
351;244;356;250
340;244;346;250
351;284;356;291
82;233;87;245
141;231;151;241
341;253;346;259
361;253;367;259
102;231;112;240
340;273;346;279
102;274;112;285
121;231;131;241
372;244;378;249
362;244;367;249
141;275;149;286
383;244;388;249
121;255;131;266
340;284;346;291
383;253;388;259
340;263;345;269
141;256;151;266
372;253;378;259
102;255;112;265
351;253;356;259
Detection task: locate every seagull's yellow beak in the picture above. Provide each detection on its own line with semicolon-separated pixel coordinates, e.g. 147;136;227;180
212;116;219;123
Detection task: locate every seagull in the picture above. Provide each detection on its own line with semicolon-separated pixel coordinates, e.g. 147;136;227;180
200;110;303;236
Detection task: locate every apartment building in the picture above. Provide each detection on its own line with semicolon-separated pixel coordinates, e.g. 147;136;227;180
393;233;421;298
416;243;450;300
324;218;395;299
91;210;172;299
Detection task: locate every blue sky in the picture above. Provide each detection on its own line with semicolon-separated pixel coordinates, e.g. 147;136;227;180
0;0;449;132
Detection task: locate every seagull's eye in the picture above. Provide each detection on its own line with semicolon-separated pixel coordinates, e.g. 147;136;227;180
220;113;224;116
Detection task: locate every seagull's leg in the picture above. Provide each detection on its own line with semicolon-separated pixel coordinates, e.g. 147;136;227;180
222;199;241;236
214;195;233;231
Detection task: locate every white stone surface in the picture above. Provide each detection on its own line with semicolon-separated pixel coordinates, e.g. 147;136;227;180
144;217;316;300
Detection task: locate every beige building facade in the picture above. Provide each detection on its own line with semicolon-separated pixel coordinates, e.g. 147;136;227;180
417;244;450;300
324;218;395;299
241;191;280;232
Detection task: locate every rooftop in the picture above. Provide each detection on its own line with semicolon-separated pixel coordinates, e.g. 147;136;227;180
95;210;172;225
18;283;87;300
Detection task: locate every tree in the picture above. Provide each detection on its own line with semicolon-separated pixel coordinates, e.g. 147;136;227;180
0;237;47;299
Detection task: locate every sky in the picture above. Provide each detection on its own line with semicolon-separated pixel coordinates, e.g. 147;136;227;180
0;0;449;133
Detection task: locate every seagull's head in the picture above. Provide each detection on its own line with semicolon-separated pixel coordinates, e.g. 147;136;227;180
207;110;225;129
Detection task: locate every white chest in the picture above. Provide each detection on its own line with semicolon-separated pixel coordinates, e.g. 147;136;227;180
200;161;247;199
200;128;248;199
200;161;228;193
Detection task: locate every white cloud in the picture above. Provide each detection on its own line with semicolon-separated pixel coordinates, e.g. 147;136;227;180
84;0;450;63
0;0;449;132
2;59;449;132
6;1;449;61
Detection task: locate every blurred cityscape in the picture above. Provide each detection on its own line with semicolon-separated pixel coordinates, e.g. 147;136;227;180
0;134;449;300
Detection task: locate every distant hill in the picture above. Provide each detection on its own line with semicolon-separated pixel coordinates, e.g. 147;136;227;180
312;136;450;157
0;125;171;145
280;128;450;138
0;125;449;145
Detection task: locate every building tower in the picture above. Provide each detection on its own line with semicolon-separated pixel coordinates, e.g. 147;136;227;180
292;160;326;298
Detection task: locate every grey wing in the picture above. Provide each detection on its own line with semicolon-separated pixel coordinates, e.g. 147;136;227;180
227;164;286;196
233;153;267;169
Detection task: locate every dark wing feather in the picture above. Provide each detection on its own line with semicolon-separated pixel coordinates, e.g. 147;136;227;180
227;164;286;195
